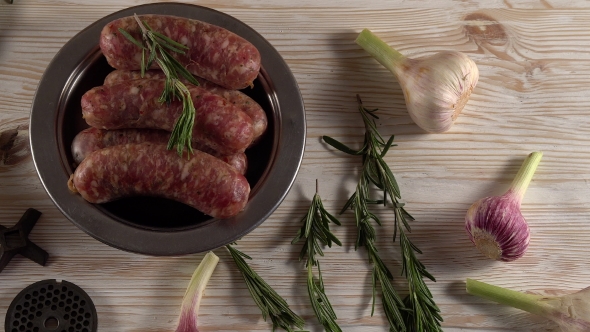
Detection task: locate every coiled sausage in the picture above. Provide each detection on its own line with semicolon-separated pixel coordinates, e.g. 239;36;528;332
68;143;250;219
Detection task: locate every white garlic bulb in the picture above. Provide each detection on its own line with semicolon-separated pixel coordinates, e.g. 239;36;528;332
394;52;478;132
356;29;479;133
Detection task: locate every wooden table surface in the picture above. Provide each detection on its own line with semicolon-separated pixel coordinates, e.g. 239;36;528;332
2;1;590;331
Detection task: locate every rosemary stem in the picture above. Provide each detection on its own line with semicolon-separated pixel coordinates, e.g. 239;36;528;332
133;14;148;35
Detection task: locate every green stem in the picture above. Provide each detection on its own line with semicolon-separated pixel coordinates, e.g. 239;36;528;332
355;29;406;75
508;151;543;201
466;278;551;316
176;251;219;332
184;252;219;312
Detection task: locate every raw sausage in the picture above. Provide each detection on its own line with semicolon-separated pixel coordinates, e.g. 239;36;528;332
71;127;248;174
104;70;268;141
104;70;267;142
81;79;254;155
68;143;250;219
100;15;261;90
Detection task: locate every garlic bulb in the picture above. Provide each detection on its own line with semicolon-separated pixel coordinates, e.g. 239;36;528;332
465;152;542;261
355;29;479;133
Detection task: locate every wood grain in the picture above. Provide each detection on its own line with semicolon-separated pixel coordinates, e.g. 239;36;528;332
2;1;590;331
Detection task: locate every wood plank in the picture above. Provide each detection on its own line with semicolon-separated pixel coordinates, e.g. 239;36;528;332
2;1;590;331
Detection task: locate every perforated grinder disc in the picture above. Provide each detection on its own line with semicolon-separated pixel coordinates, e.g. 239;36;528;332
5;279;97;332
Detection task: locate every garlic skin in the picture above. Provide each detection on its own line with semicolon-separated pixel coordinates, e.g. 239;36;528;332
355;29;479;133
465;152;542;262
465;190;530;261
553;286;590;331
394;52;479;133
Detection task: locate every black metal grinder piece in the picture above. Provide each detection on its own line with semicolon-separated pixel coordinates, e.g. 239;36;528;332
5;279;98;332
0;208;49;273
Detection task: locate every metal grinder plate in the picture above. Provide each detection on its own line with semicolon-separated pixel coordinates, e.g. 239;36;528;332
5;279;97;332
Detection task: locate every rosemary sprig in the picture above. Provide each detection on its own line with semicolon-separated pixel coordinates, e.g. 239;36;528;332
226;244;305;332
336;148;407;332
119;14;199;156
322;95;443;332
291;180;342;332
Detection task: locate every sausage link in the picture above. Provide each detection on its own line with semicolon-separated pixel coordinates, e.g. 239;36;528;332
104;70;268;141
81;79;254;155
68;143;250;219
100;15;261;90
71;127;248;174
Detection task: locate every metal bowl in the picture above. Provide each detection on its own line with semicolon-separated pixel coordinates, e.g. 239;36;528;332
29;3;305;255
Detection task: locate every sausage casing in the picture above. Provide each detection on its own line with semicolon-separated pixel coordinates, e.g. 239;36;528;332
81;79;255;155
104;70;268;141
71;127;248;174
100;15;261;90
68;143;250;219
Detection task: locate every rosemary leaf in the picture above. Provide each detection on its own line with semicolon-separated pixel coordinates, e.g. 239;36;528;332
322;135;365;155
150;30;189;53
146;39;157;70
381;135;397;157
140;48;146;77
226;244;305;332
163;80;195;155
117;28;145;49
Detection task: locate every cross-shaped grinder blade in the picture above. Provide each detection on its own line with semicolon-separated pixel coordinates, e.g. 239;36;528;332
0;208;49;273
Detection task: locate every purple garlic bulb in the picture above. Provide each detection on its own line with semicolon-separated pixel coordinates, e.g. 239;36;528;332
465;152;542;262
